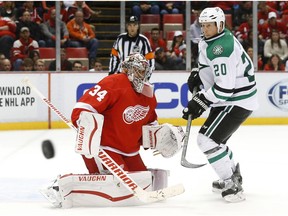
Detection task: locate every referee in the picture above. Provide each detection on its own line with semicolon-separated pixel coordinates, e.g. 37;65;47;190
108;16;155;79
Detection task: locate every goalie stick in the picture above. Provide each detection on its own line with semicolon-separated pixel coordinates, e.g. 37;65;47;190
181;87;206;168
22;78;185;203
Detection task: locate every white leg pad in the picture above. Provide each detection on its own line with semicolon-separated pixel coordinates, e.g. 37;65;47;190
57;171;153;208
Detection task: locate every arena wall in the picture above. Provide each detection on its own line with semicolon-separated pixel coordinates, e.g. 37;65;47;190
0;71;287;130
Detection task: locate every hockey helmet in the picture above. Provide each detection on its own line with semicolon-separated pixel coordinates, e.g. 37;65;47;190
121;53;150;93
199;7;225;33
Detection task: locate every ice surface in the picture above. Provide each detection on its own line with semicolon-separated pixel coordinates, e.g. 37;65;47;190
0;125;287;216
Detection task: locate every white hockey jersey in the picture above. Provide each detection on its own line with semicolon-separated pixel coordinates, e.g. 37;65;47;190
198;29;258;111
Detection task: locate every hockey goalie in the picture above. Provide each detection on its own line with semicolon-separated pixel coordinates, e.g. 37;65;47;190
40;53;185;208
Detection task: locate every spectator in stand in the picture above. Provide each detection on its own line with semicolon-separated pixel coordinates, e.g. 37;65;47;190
168;31;185;60
41;1;56;13
149;27;167;52
154;47;182;70
0;53;5;64
263;54;285;72
67;10;99;68
40;8;69;47
190;10;201;66
17;1;43;24
130;2;160;20
233;1;252;28
0;58;12;71
16;11;45;47
241;30;265;63
34;59;45;71
258;2;278;26
72;60;83;71
45;1;68;23
235;14;253;43
159;2;184;15
0;1;18;21
67;1;101;22
48;48;73;71
12;27;39;71
29;50;40;65
259;11;287;41
264;30;288;64
21;57;34;71
265;2;280;12
246;47;263;71
89;59;103;72
0;15;16;58
177;44;187;70
279;2;288;16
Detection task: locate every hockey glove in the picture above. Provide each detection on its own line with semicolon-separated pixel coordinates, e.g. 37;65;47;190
182;93;212;120
187;67;203;93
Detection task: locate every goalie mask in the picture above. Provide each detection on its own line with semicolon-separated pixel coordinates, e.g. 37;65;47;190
121;53;150;93
199;7;225;33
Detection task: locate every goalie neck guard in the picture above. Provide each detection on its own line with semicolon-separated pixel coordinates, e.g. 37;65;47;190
121;53;150;93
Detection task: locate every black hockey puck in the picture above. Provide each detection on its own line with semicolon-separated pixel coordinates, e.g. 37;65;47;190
42;140;55;159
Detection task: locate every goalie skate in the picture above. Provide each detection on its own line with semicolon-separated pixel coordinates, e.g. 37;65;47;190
39;178;62;207
212;163;243;193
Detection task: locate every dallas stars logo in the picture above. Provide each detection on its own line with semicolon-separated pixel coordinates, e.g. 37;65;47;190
212;45;223;55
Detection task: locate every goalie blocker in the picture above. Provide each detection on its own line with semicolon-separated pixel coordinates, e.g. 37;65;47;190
40;169;169;208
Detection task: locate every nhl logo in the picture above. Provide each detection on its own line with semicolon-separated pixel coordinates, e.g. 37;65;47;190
212;45;223;55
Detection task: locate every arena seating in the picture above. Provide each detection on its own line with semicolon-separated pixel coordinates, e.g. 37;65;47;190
38;47;89;70
140;14;161;34
162;14;184;39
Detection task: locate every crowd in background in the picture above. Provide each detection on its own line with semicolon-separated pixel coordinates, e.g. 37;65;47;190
0;1;101;72
131;1;288;72
0;1;288;72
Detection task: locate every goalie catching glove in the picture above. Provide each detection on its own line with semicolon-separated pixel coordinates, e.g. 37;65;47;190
142;123;185;158
75;111;104;158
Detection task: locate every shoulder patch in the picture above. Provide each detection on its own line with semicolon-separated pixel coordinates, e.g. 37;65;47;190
212;45;224;55
206;30;234;61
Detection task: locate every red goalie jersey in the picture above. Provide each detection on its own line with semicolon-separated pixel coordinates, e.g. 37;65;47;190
71;73;158;172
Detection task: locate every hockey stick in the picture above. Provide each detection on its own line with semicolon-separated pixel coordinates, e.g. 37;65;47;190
22;78;184;203
181;87;206;168
181;114;206;168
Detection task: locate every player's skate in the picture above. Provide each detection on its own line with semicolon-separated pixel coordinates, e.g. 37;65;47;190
212;163;242;193
221;177;245;202
39;177;62;207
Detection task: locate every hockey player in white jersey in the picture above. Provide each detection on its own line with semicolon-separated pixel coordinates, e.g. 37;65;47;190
182;7;258;202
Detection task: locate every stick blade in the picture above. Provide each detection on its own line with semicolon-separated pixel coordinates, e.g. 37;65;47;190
181;159;206;168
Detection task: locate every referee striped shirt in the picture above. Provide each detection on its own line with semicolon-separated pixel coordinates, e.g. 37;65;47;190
108;32;155;78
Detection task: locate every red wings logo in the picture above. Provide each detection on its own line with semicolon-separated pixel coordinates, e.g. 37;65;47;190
122;105;150;124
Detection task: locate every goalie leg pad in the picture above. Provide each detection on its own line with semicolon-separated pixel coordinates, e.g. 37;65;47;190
142;123;184;158
57;171;153;208
75;111;104;158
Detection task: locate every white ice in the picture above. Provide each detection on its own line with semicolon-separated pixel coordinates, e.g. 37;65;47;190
0;125;287;216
